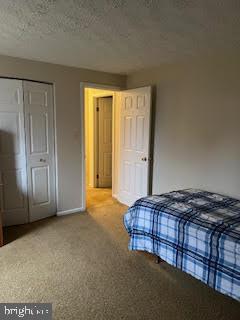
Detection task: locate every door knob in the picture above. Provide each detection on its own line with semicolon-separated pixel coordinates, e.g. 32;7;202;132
141;157;147;161
0;172;3;186
39;158;46;162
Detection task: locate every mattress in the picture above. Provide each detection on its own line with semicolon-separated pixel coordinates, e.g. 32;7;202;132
124;189;240;300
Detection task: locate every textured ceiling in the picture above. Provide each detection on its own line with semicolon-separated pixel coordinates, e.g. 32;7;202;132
0;0;240;74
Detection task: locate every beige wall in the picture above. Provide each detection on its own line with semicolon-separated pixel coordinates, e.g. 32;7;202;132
2;52;240;211
0;54;125;212
127;55;240;199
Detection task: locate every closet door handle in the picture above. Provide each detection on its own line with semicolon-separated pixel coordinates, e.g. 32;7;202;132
0;172;3;186
39;158;46;163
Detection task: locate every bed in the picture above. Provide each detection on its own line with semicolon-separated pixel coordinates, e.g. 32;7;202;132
124;189;240;301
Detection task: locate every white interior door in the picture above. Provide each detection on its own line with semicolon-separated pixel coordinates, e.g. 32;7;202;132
118;86;152;206
97;97;112;188
0;79;28;226
24;81;56;222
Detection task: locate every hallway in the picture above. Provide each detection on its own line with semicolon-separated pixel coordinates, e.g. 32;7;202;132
86;188;114;210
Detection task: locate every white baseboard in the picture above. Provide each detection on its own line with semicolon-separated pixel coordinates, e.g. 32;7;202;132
57;207;85;216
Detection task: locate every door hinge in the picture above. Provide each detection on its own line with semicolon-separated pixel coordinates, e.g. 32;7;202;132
96;106;99;112
96;174;99;179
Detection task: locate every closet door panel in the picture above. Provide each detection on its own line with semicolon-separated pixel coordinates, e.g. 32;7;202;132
24;81;56;222
28;112;48;154
0;79;28;226
31;166;50;205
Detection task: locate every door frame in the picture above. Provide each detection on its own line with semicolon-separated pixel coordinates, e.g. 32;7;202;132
80;82;122;211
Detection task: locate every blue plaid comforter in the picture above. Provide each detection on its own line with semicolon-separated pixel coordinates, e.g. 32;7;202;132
124;189;240;301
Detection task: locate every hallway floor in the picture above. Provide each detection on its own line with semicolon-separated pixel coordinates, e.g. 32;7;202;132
0;188;239;319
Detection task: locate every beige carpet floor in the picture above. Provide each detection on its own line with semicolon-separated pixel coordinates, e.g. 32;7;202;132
0;188;239;320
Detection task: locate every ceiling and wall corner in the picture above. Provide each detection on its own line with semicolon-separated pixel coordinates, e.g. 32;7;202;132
0;1;240;74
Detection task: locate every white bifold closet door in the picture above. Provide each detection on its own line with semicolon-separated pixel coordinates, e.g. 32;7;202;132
0;79;28;225
0;79;56;226
23;81;56;223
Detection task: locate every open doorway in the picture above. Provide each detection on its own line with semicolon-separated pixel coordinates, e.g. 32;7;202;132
84;86;118;207
81;83;152;211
